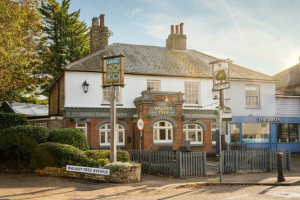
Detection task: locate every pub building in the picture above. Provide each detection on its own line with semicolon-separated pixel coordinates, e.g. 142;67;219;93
49;14;299;154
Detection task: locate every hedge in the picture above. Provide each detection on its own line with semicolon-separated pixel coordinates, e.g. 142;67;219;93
0;113;28;130
0;125;49;166
85;150;130;163
48;128;89;150
30;142;92;169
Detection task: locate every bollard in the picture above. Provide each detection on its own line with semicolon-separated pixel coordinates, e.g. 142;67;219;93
277;152;286;182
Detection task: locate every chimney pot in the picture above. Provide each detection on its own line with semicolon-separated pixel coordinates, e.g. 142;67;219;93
171;25;174;34
180;23;184;34
92;17;99;26
175;25;179;34
100;14;105;26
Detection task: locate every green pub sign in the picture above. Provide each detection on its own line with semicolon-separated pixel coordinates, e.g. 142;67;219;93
102;54;125;87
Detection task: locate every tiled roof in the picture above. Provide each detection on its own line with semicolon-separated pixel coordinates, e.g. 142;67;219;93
273;63;300;89
63;43;275;81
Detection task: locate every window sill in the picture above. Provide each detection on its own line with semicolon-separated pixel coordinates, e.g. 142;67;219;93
245;106;261;109
101;104;123;106
100;144;125;147
184;105;202;108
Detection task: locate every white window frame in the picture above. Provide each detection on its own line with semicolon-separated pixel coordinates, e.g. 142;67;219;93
102;86;122;104
147;79;161;91
245;84;260;108
99;124;125;146
35;123;47;128
211;123;216;145
183;124;204;145
153;121;173;144
76;123;87;138
184;82;200;105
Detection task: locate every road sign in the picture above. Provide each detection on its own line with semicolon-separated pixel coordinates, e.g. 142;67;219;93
137;118;144;130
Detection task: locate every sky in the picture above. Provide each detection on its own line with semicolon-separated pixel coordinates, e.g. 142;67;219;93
60;0;300;76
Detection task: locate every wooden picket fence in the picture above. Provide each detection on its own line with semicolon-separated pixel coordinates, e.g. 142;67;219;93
226;144;270;151
221;149;291;173
127;150;206;177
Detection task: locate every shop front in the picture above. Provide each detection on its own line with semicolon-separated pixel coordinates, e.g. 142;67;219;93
229;116;300;152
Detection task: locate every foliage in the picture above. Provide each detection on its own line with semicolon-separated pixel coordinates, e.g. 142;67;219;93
0;125;49;167
97;158;109;167
48;128;89;150
0;0;44;102
30;142;90;169
104;162;133;172
85;150;130;163
216;70;227;84
0;113;28;130
39;0;89;78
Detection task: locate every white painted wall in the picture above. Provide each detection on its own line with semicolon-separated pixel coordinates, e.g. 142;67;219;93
226;81;276;116
64;71;276;116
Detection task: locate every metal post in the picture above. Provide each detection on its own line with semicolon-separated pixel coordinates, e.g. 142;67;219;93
277;152;285;182
110;86;117;163
219;89;224;182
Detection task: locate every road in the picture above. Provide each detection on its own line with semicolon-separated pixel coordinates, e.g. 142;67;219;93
1;174;300;200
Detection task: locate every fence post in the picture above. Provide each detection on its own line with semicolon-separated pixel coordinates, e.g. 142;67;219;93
234;150;238;172
268;149;272;172
176;151;182;178
287;149;291;171
148;150;152;173
203;152;207;175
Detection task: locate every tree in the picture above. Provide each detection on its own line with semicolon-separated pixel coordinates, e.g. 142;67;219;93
39;0;89;78
0;0;43;103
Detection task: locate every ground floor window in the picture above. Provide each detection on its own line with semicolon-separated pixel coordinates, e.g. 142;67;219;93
242;123;270;143
183;124;203;145
230;124;240;143
153;121;173;144
99;124;125;146
278;124;299;142
76;123;87;138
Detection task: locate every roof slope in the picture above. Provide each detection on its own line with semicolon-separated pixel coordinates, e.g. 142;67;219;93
63;43;275;81
273;62;300;89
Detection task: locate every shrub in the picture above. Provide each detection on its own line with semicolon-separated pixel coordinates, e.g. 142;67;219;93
85;150;130;163
30;142;91;169
0;125;49;166
48;128;89;150
0;113;28;130
97;158;109;167
104;162;133;172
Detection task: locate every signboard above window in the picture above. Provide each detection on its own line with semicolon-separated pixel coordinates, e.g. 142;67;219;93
102;54;125;88
210;59;230;90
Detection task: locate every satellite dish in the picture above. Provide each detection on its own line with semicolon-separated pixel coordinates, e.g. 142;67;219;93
108;30;113;37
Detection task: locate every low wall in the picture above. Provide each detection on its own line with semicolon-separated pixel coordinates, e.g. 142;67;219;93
36;164;141;183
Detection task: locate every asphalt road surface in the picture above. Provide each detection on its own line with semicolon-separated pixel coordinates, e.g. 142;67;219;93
1;174;300;200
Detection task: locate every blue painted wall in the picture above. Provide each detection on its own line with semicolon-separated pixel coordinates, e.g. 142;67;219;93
229;116;300;153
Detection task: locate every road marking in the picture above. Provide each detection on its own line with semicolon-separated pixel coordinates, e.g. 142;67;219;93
272;192;300;199
225;194;249;199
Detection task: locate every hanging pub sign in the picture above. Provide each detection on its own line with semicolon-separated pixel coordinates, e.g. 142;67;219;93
102;54;125;88
210;59;230;90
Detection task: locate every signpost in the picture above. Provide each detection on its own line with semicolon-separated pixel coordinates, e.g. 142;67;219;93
102;54;125;163
210;59;231;182
137;118;144;151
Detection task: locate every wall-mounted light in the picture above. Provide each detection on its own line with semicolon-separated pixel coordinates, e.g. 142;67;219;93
82;80;89;93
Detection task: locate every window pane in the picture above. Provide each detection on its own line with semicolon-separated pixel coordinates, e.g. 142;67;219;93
289;124;298;142
231;124;240;143
159;121;165;126
242;123;269;143
188;131;196;141
118;131;123;143
101;132;106;143
160;129;166;140
245;84;259;107
168;129;172;140
107;132;110;143
147;80;160;91
188;124;196;129
185;82;199;104
76;123;86;128
198;131;202;142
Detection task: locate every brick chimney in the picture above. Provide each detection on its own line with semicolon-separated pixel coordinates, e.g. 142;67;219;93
166;23;187;50
90;14;109;54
